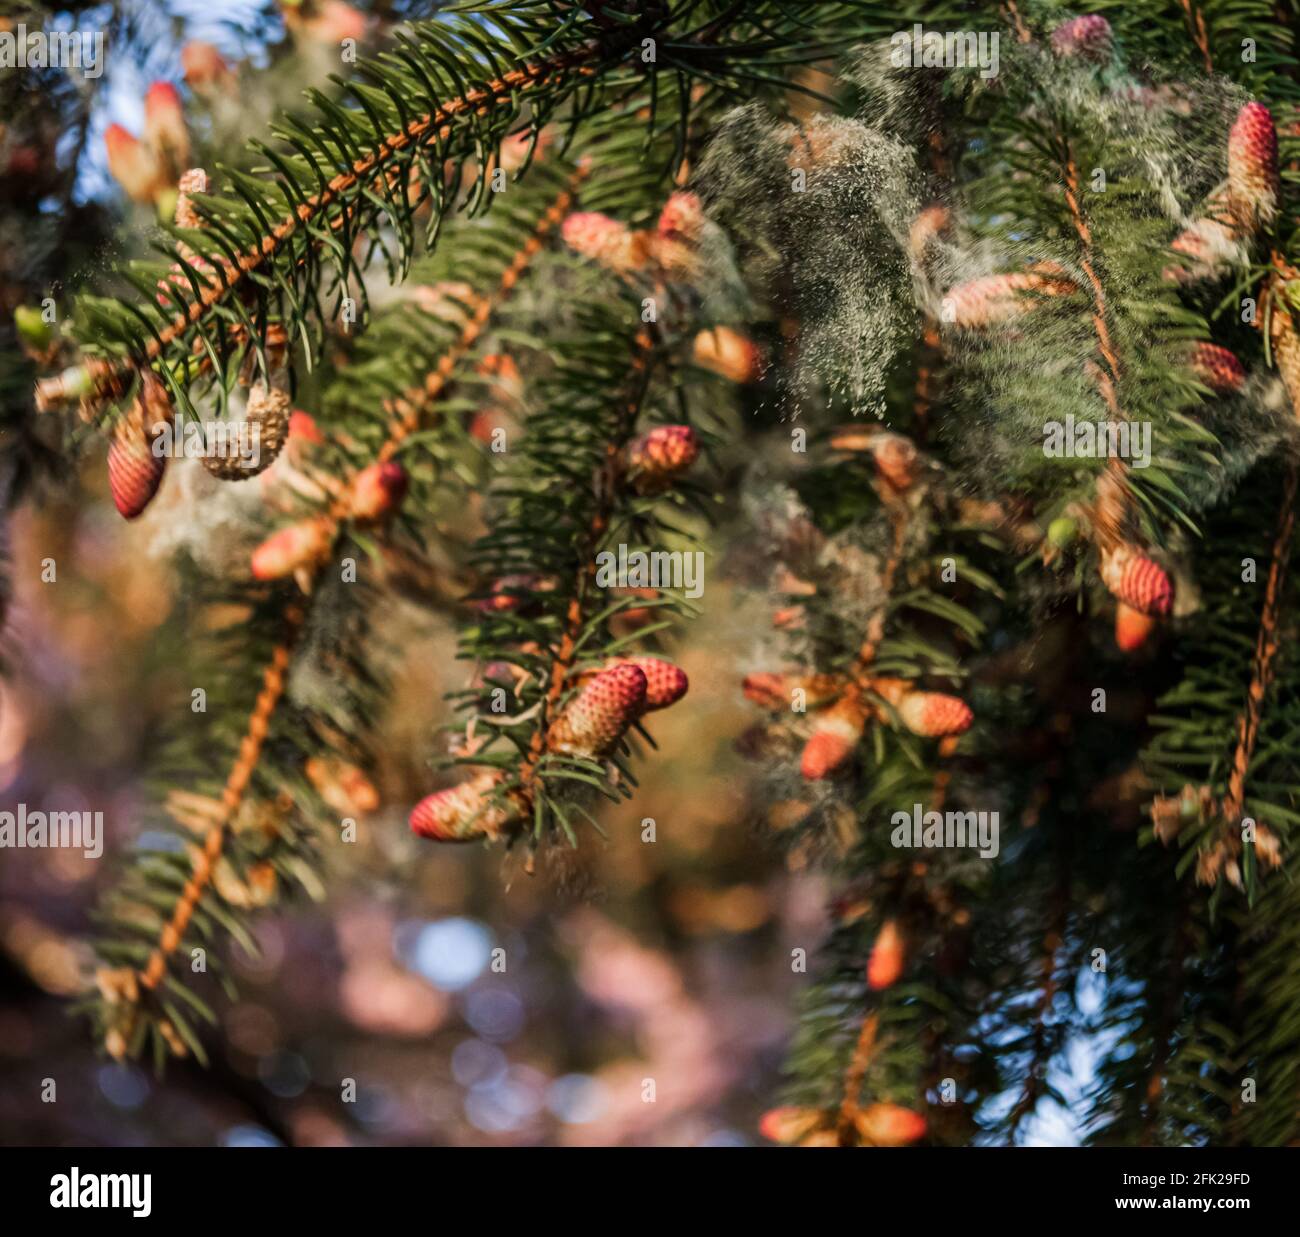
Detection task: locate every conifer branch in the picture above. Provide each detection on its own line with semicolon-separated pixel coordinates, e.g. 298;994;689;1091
87;173;578;1060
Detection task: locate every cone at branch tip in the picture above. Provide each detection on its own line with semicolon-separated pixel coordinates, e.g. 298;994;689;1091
409;769;518;843
624;424;699;492
105;124;163;204
869;678;974;738
758;1106;824;1145
1268;288;1300;415
692;327;762;384
547;663;648;759
1100;546;1173;617
908;204;951;263
657;190;704;243
1227;102;1279;233
1049;15;1112;61
143;82;189;176
1187;342;1246;394
742;671;841;711
943;263;1078;329
250;515;333;580
561;211;651;275
800;695;868;780
305;756;379;816
181;41;232;92
606;656;688;712
1115;601;1156;652
867;919;905;989
855;1102;927;1146
350;460;409;521
106;372;173;520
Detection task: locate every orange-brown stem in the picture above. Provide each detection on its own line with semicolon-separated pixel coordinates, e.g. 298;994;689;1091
836;1011;880;1142
1222;462;1297;825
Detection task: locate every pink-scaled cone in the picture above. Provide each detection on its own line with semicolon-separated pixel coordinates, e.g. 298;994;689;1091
1228;102;1279;232
1101;547;1174;617
897;691;974;738
410;770;516;842
561;211;648;274
944;264;1078;329
1049;15;1113;62
107;413;166;519
250;516;332;580
350;460;408;521
800;697;867;780
608;656;688;712
1188;342;1246;394
866;919;905;990
547;663;647;758
657;190;705;243
625;424;699;490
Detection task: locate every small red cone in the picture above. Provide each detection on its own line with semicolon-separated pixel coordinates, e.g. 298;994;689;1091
547;663;648;758
105;124;162;204
107;412;166;519
801;697;867;780
855;1102;927;1146
1188;342;1246;394
1101;546;1174;616
758;1106;824;1145
897;691;973;738
106;373;173;519
657;190;705;243
866;920;905;990
1115;601;1157;652
350;460;408;521
625;424;699;490
143;82;189;175
1049;15;1112;61
410;770;516;842
250;516;332;580
1227;102;1279;232
693;327;762;383
608;656;688;712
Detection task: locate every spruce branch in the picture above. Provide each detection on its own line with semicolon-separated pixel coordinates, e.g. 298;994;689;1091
85;173;578;1062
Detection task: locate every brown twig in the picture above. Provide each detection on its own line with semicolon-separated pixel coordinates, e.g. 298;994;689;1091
511;326;657;811
835;1011;879;1142
1178;0;1214;73
1222;462;1297;825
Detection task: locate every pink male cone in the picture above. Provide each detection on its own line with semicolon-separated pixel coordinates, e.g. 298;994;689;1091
548;663;647;758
